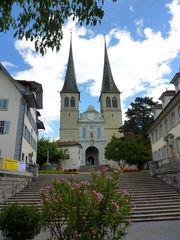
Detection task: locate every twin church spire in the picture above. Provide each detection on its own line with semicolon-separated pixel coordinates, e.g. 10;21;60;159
61;36;79;94
61;36;120;95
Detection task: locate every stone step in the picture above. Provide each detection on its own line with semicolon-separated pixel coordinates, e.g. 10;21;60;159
135;204;180;210
131;215;180;222
131;211;180;219
2;172;180;223
132;208;180;214
132;194;180;199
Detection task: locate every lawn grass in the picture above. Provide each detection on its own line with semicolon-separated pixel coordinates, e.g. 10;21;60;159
39;169;79;174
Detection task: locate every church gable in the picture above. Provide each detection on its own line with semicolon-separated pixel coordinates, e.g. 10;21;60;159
80;106;104;122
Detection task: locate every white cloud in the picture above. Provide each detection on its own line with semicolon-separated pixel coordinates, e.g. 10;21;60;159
12;0;180;136
134;18;144;36
2;61;16;68
129;5;134;13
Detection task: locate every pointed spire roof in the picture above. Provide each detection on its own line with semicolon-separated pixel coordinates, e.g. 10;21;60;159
61;34;79;94
100;38;120;94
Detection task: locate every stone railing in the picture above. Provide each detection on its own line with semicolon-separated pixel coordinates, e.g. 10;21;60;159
149;156;180;175
149;156;180;190
0;170;32;204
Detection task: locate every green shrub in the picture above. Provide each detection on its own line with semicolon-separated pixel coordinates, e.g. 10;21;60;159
41;168;132;240
0;204;42;240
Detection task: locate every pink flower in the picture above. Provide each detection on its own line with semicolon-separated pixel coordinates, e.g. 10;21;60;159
106;176;113;180
102;166;109;172
111;201;120;210
71;183;81;190
92;190;104;202
131;202;136;208
122;190;130;195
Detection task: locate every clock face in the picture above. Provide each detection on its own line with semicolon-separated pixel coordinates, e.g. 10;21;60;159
87;113;95;120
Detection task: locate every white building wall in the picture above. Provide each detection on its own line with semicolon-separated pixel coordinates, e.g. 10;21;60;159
150;102;180;161
21;107;38;164
0;69;42;165
0;71;20;159
61;145;80;170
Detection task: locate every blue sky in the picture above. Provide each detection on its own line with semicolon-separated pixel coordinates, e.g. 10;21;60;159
0;0;180;140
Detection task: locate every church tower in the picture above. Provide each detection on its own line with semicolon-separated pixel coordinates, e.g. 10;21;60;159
60;36;80;141
99;40;123;143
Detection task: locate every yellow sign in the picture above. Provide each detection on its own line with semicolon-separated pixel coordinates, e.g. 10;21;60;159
2;159;18;171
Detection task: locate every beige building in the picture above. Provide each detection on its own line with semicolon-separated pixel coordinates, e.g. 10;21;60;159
148;71;180;162
0;63;44;166
59;39;123;167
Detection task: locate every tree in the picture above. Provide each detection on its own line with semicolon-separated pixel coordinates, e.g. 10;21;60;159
122;134;152;169
119;97;155;141
105;135;152;170
37;137;63;166
0;0;117;55
105;136;127;170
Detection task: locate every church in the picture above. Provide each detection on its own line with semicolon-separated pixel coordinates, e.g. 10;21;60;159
58;38;123;169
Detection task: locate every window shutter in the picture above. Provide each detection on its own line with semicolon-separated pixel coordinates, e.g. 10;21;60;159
4;121;10;134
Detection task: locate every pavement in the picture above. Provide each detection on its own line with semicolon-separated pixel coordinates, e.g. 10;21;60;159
32;220;180;240
1;217;180;240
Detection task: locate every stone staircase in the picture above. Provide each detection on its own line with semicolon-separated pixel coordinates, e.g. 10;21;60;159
1;172;180;222
119;172;180;222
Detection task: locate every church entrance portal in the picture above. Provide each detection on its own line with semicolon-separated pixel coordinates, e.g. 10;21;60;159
85;147;99;165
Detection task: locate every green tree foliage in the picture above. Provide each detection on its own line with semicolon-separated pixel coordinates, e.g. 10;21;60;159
105;135;152;169
0;0;117;55
105;136;127;169
37;137;63;166
119;97;155;141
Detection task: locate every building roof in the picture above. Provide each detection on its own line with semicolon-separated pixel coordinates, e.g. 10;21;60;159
148;90;180;133
170;71;180;84
37;119;45;130
0;62;43;109
61;37;79;94
100;40;120;94
57;140;82;147
159;90;175;100
17;80;43;109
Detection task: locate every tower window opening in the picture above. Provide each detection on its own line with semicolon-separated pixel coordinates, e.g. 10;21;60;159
64;97;69;107
112;97;117;107
71;97;75;107
106;97;111;107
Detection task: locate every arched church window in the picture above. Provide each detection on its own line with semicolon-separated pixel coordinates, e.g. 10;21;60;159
64;97;69;107
112;97;118;107
71;97;75;107
106;97;111;107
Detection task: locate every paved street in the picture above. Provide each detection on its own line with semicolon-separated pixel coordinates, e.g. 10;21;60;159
32;220;180;240
1;220;180;239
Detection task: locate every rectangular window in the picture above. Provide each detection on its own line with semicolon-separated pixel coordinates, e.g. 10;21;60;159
97;128;101;139
82;128;86;139
164;119;168;134
178;106;180;121
0;99;9;111
175;138;180;155
159;124;162;138
169;112;175;129
155;128;158;141
22;153;24;162
151;132;155;144
0;150;2;168
0;121;10;134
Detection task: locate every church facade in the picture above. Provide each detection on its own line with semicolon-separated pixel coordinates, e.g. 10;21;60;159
59;39;123;168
